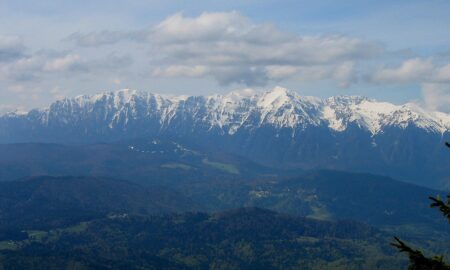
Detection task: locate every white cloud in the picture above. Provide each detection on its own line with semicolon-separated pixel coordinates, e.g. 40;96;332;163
265;65;299;80
332;61;357;88
264;62;356;87
144;12;383;86
152;65;208;77
0;103;27;115
151;12;381;64
7;84;25;93
0;52;132;82
44;54;82;72
63;12;382;87
371;58;434;84
3;10;450;112
370;58;450;88
0;55;41;81
65;30;147;47
49;87;66;100
152;12;253;43
0;35;26;62
422;83;450;112
435;63;450;82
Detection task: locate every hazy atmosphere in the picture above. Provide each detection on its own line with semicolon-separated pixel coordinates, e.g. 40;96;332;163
1;0;450;113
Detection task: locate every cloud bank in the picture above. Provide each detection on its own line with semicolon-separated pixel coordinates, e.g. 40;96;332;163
1;11;450;112
0;36;26;62
65;12;382;87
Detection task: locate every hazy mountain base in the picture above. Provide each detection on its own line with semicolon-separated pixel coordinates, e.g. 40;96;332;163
0;208;407;270
0;141;274;185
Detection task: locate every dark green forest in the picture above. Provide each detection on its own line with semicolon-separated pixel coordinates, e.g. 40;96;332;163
0;141;448;269
0;208;406;269
0;173;448;269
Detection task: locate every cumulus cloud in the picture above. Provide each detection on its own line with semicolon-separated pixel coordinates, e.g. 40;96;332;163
152;65;208;77
371;58;434;83
0;52;132;82
64;11;382;86
65;30;147;47
435;63;450;82
332;62;357;88
0;55;41;81
0;36;26;62
4;10;450;108
264;62;356;87
422;83;450;112
150;12;381;63
44;54;83;72
371;58;450;85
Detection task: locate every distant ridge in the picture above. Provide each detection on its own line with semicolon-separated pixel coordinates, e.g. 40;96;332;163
3;87;449;135
0;87;449;188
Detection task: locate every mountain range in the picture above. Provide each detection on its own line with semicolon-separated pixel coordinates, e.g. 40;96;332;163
1;87;448;188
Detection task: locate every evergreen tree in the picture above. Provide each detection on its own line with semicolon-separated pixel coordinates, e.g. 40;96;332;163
391;142;450;270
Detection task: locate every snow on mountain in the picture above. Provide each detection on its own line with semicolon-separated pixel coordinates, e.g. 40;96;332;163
2;86;449;136
434;111;450;130
2;86;450;189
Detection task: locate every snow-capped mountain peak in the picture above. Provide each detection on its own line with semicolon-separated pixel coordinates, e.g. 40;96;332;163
1;87;449;189
257;86;294;108
320;95;450;135
1;87;449;136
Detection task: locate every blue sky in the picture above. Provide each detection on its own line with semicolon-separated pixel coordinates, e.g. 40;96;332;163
1;0;450;112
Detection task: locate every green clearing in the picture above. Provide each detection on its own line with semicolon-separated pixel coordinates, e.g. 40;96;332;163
202;159;239;174
27;230;48;242
0;241;19;251
161;163;192;170
308;205;332;220
24;222;90;244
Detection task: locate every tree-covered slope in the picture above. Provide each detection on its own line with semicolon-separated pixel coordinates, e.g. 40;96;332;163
0;208;406;270
0;176;196;232
178;170;447;227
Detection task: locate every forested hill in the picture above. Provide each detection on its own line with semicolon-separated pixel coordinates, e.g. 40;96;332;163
0;208;406;270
